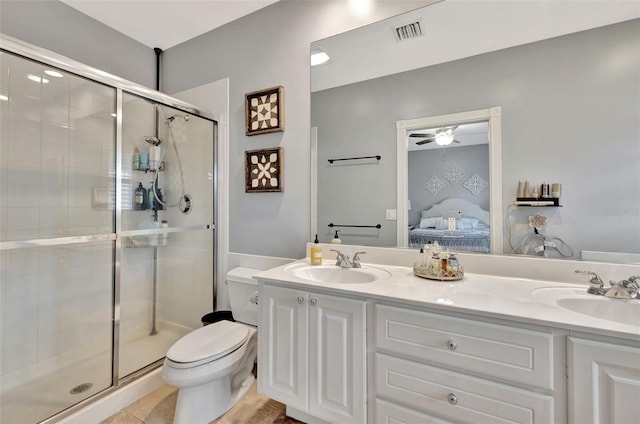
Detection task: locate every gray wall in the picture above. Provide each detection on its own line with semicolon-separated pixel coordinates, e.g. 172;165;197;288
312;20;640;257
162;0;435;258
408;145;489;226
0;0;156;88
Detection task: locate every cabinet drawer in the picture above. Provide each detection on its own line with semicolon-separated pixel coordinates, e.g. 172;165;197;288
375;304;554;390
375;398;452;424
375;353;554;424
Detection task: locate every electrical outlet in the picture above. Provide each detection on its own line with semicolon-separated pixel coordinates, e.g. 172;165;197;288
385;209;397;220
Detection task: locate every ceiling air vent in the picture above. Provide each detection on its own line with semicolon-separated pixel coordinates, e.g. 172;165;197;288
393;20;424;41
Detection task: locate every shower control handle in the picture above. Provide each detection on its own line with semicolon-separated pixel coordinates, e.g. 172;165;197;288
297;296;305;304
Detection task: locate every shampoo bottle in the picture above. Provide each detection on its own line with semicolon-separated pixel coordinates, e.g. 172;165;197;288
331;230;342;244
134;182;145;210
310;234;323;265
132;147;141;170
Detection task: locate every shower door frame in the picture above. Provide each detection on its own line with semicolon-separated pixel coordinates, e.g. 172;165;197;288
0;33;218;423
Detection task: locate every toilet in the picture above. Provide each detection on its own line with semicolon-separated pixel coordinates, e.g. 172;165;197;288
162;267;260;424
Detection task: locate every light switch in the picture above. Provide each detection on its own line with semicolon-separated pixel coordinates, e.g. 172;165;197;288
386;209;397;220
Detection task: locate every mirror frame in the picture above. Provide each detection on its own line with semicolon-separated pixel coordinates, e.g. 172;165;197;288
396;106;503;252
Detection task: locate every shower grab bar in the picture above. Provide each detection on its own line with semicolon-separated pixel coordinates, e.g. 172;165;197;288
328;223;382;229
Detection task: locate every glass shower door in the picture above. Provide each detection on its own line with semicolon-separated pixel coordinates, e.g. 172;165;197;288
0;51;115;423
119;93;215;378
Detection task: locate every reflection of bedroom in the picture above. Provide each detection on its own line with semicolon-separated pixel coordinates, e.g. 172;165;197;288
407;122;491;252
408;144;489;226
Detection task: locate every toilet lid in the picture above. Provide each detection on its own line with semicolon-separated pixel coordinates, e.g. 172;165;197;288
166;320;250;365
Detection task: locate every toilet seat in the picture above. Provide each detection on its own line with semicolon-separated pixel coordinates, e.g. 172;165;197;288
166;320;250;368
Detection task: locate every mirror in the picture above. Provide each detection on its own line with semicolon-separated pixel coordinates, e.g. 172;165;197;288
310;1;640;263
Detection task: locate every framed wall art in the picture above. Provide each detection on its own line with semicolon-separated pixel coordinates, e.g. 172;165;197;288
245;147;284;193
245;86;284;136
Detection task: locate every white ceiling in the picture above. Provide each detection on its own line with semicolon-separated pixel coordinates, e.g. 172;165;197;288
60;0;281;50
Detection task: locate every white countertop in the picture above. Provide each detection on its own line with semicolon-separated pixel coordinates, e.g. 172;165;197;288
255;259;640;342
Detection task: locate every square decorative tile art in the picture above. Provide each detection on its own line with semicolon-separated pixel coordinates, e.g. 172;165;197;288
245;86;284;136
424;175;446;195
245;147;284;193
463;173;488;195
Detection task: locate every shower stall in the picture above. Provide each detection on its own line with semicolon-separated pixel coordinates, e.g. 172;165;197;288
0;35;217;423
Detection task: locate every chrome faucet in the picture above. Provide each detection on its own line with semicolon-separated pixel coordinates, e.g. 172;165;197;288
330;249;366;268
575;270;605;295
331;249;352;268
575;270;639;300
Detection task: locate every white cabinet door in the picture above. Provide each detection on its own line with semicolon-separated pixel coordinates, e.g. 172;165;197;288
568;337;640;424
309;293;366;424
258;284;308;410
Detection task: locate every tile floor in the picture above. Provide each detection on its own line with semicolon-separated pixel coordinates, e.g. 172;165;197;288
101;380;304;424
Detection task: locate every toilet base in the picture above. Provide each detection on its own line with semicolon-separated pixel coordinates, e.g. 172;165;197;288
173;373;255;424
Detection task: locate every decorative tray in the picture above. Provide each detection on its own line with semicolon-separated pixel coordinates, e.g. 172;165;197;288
413;265;464;281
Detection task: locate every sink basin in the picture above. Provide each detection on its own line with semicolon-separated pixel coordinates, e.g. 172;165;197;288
531;286;640;326
286;263;392;284
557;298;640;326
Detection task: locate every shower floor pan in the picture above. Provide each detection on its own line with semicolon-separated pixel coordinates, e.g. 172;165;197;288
0;327;185;424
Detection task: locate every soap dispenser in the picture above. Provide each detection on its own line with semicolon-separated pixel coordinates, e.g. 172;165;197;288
331;230;342;244
310;234;323;265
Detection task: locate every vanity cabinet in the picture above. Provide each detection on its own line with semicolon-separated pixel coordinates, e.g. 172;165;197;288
258;284;366;424
373;304;563;423
568;336;640;423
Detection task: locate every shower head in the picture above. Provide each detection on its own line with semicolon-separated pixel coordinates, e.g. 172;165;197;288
145;136;162;146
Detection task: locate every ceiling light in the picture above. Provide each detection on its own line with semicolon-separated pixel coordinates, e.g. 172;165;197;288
311;49;330;66
44;69;64;78
435;128;454;146
27;74;49;84
0;94;8;101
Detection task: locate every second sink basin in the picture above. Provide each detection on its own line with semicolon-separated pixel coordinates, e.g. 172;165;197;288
531;286;640;326
286;263;392;284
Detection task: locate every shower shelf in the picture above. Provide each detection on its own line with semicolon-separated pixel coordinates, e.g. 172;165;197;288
133;161;165;173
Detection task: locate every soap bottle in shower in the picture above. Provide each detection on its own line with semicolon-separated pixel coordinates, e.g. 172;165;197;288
148;182;155;210
132;147;141;170
160;220;169;247
134;182;146;210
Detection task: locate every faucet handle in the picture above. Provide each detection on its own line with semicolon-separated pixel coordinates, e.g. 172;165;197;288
575;270;605;295
352;252;366;268
622;277;639;299
330;248;345;259
330;249;350;267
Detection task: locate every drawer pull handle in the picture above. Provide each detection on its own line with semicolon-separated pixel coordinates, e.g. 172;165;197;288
297;296;305;304
447;340;457;350
310;298;318;306
447;393;458;405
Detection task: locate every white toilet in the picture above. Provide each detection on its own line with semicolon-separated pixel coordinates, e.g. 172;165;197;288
162;267;260;424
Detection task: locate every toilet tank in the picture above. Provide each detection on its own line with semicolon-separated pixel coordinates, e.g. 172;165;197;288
227;267;260;326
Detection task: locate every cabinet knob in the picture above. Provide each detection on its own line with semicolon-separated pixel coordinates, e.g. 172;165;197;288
310;298;318;306
447;340;457;350
297;296;305;304
447;393;458;405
